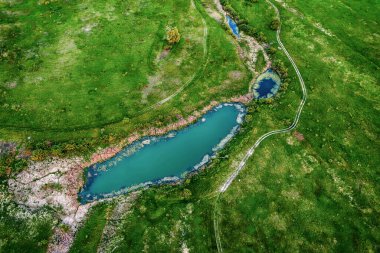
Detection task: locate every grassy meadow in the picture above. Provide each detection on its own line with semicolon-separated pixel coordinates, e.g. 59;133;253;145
0;0;379;252
0;0;250;250
217;1;380;251
72;0;379;252
0;0;250;147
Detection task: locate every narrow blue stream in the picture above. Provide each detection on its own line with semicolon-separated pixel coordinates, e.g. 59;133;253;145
226;16;240;37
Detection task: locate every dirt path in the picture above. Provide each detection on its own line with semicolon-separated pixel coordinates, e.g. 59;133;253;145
213;0;308;252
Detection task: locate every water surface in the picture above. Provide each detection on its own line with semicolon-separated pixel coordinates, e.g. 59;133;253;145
226;16;240;37
253;69;281;99
79;103;245;202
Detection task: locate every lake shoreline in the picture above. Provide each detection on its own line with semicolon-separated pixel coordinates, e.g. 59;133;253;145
79;102;247;203
82;94;253;177
8;96;252;227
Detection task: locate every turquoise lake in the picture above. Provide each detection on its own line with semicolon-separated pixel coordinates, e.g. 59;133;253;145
79;103;245;203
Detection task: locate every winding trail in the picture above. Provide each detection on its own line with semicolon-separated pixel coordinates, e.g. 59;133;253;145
1;0;209;133
213;0;307;252
139;0;209;112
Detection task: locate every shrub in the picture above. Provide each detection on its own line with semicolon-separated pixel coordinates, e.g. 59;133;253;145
220;0;229;6
31;149;48;161
245;0;258;4
257;32;267;43
182;188;192;200
224;5;240;21
266;46;277;55
166;27;181;44
270;19;281;30
272;60;288;78
239;24;258;37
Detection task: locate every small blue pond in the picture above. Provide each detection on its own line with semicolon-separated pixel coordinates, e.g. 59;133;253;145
79;103;246;203
253;69;281;99
226;16;239;37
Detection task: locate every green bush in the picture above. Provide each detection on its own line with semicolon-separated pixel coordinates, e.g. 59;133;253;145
269;19;281;30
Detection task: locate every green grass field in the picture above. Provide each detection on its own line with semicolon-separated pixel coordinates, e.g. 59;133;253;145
0;0;250;144
218;1;379;251
71;0;379;252
69;203;111;253
0;0;379;252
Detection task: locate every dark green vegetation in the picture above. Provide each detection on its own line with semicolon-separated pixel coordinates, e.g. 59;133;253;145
255;50;266;74
0;149;27;180
69;203;110;253
0;186;56;253
107;187;214;252
1;0;379;252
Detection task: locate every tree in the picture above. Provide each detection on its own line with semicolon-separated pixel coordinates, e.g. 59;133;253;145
244;0;258;5
273;60;288;78
267;46;277;55
182;188;192;200
270;19;280;30
166;27;181;44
